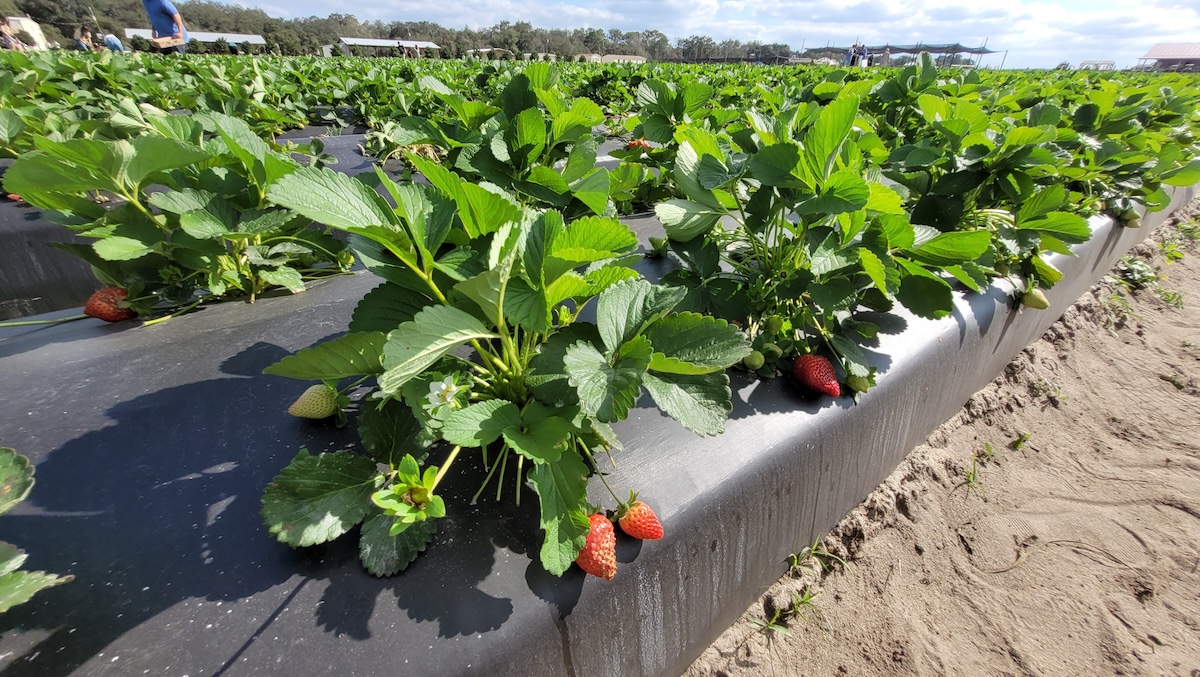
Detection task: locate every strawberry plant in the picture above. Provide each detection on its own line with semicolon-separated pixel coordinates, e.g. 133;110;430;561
0;447;73;613
652;94;992;391
1;109;351;318
258;161;749;577
362;63;620;219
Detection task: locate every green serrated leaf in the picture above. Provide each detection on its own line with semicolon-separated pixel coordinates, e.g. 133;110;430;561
564;337;650;422
93;236;154;261
258;266;305;294
644;313;750;373
0;448;34;516
261;450;381;548
442;400;521;447
906;231;992;266
268;166;396;231
596;279;687;352
502;415;572;465
528;453;590;576
359;399;429;467
642;371;732;437
379;306;499;394
349;283;434;334
358;511;437;576
1019;211;1091;244
0;570;72;613
264;332;386;380
654;199;723;243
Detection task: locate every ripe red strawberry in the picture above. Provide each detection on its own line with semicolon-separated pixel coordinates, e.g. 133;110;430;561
793;354;840;397
575;513;617;580
83;287;136;322
617;494;663;540
625;138;651;151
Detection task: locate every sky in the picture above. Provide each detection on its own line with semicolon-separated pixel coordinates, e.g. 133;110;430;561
223;0;1200;68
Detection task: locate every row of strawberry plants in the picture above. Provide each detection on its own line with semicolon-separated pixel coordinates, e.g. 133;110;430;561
250;62;1199;580
609;55;1200;384
2;109;351;318
3;55;1199;581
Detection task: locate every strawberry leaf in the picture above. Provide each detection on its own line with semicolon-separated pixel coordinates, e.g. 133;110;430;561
528;452;590;576
501;415;573;465
441;400;521;447
379;305;499;395
644;313;751;374
358;399;430;467
0;570;73;613
642;371;732;437
595;278;687;352
264;332;386;380
564;337;650;423
358;511;437;577
0;448;34;517
262;450;381;548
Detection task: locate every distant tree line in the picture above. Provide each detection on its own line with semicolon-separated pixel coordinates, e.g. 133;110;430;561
0;0;799;60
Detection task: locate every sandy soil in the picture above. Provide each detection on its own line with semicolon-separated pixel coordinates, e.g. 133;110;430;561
689;205;1200;677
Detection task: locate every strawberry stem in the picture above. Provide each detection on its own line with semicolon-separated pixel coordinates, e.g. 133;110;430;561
579;442;623;504
0;314;87;328
429;445;461;494
143;299;203;326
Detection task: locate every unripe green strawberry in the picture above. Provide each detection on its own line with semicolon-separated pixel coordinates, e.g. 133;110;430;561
287;385;339;419
761;343;783;361
846;374;872;393
647;236;668;258
763;315;783;334
1122;216;1142;229
1021;288;1050;310
743;350;765;370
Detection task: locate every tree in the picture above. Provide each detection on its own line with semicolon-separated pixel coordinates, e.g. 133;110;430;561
676;35;716;60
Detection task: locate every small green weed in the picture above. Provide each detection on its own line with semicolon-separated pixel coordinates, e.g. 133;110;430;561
1154;287;1184;308
1011;432;1032;451
1031;378;1066;405
964;455;985;494
790;535;848;573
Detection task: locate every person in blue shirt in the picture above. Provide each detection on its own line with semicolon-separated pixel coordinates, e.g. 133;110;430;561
142;0;187;54
103;33;124;52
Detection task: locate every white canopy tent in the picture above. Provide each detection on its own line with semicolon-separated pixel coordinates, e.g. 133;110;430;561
325;37;439;57
124;29;265;46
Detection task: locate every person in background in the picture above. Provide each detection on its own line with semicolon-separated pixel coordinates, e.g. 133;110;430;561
864;46;873;67
845;46;854;67
143;0;187;54
75;26;94;51
0;24;28;51
102;33;124;52
882;48;891;67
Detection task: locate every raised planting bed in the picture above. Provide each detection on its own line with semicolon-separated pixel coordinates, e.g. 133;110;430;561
0;184;1191;676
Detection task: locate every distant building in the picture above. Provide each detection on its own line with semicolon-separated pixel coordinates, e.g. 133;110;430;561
1078;61;1115;71
326;37;439;58
576;53;602;63
600;54;646;63
1137;43;1200;71
6;17;49;49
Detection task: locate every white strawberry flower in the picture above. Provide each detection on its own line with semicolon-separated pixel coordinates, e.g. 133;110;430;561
426;375;460;408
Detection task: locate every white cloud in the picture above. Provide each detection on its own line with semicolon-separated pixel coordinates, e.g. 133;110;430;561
215;0;1200;67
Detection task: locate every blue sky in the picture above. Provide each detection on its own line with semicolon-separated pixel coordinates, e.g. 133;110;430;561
221;0;1199;68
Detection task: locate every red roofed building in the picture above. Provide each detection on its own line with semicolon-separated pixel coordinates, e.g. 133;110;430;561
1137;43;1200;72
